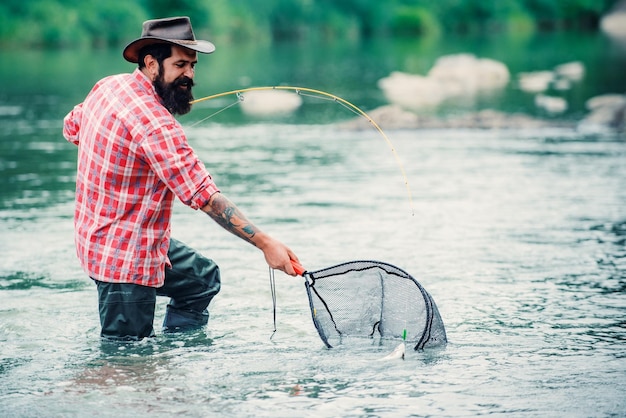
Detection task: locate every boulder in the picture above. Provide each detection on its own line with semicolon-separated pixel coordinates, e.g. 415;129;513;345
578;94;626;133
601;1;626;39
239;89;302;117
377;54;510;111
535;94;568;114
377;72;447;110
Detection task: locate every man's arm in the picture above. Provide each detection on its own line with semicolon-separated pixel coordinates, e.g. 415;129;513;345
201;192;299;276
63;103;83;146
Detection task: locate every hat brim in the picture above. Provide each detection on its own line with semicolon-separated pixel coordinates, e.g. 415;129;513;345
123;37;216;63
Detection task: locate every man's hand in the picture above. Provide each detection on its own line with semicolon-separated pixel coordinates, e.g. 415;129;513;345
201;192;300;276
255;232;300;276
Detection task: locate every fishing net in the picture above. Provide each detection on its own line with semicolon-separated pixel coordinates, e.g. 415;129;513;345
303;260;447;350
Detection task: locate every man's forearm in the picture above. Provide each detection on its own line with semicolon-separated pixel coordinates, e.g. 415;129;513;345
201;192;267;248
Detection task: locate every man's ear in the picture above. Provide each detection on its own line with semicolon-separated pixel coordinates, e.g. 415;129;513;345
143;55;159;80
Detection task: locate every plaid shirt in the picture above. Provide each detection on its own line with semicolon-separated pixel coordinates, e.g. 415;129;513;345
63;69;219;287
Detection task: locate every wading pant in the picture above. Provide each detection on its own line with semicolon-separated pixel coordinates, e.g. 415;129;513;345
96;238;221;341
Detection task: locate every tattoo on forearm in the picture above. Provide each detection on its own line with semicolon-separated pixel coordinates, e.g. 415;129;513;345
207;195;258;244
223;207;237;225
223;206;256;237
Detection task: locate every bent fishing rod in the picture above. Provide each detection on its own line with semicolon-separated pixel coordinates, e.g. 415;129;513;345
190;85;415;215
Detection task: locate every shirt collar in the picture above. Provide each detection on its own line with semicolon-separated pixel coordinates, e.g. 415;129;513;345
132;68;159;99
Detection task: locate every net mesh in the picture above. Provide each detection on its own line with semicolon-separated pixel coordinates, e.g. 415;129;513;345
304;260;447;350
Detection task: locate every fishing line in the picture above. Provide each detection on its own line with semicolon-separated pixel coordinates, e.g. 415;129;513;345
190;86;415;216
269;266;277;340
188;93;243;128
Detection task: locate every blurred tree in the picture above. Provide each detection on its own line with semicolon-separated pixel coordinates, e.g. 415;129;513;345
146;0;210;25
0;0;621;48
10;0;78;47
327;0;390;37
523;0;618;30
207;0;271;42
389;6;442;37
82;0;147;47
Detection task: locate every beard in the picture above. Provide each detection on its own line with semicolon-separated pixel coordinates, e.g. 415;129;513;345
153;70;194;115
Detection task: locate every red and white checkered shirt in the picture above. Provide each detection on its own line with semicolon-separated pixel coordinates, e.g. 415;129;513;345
63;69;219;287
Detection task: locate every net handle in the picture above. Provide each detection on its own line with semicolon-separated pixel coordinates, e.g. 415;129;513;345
291;259;307;276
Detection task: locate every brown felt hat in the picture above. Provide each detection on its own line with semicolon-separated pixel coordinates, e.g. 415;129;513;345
123;16;215;63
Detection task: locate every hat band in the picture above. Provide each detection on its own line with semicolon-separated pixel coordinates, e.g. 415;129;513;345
173;39;198;45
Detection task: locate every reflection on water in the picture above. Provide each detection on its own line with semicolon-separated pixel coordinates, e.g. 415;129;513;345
1;34;625;416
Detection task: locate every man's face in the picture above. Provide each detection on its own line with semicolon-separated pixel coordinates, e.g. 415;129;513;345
154;45;198;115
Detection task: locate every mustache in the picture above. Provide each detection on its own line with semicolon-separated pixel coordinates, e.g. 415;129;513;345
173;76;194;89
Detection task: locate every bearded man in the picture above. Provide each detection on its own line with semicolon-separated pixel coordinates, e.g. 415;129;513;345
63;17;300;341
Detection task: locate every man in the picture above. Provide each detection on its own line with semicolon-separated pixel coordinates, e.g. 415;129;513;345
63;16;300;341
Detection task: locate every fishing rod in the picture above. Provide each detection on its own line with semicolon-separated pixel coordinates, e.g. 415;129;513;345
190;86;415;215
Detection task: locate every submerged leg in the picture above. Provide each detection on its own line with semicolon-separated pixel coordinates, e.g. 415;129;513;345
158;238;221;332
96;281;157;341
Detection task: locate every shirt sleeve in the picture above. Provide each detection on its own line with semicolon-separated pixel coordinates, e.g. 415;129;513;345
139;122;220;210
63;103;83;146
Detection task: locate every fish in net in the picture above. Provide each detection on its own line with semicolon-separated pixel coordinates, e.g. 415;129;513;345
293;260;447;350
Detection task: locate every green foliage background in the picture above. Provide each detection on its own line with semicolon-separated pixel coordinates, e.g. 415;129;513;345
0;0;620;48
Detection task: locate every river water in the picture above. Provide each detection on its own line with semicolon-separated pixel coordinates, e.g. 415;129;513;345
1;33;626;417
